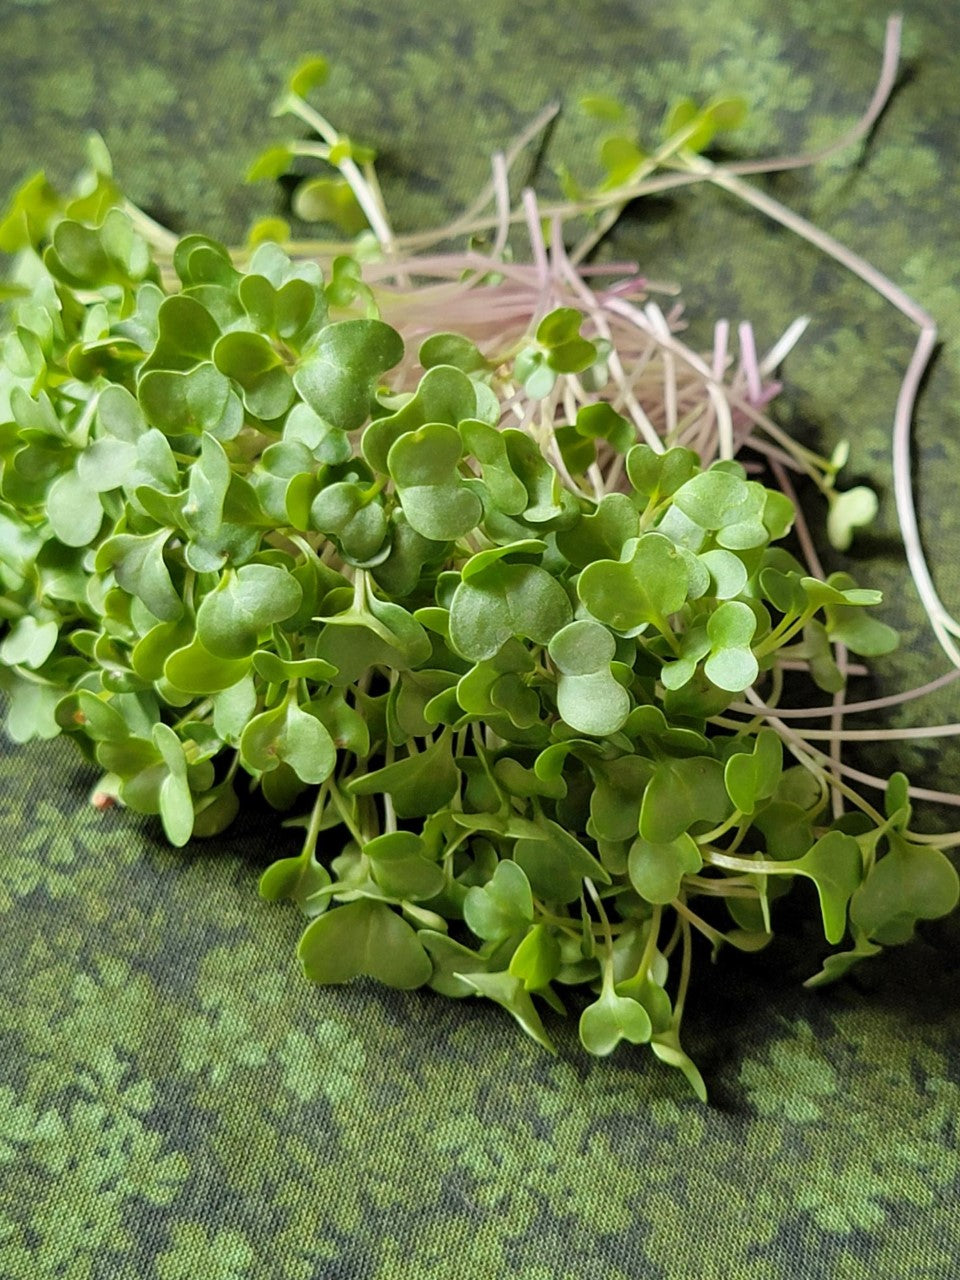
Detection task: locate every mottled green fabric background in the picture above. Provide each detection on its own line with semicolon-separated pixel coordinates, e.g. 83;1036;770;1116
2;1;959;1277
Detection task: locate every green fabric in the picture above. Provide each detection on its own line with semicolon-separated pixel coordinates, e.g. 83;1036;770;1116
2;1;959;1277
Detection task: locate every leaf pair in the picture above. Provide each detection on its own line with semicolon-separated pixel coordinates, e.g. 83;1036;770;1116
664;467;768;550
197;564;303;659
45;209;153;290
347;731;458;818
387;422;481;541
449;558;572;662
299;898;432;989
139;361;244;438
579;978;652;1056
93;721;200;848
295;319;404;431
548;619;629;736
362;363;479;473
240;696;337;786
660;600;759;693
850;835;959;945
578;532;689;635
515;308;597;398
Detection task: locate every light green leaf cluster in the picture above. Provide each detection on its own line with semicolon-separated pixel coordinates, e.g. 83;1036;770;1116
0;158;952;1102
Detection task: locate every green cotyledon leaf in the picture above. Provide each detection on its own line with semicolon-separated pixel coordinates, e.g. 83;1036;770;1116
141;294;220;373
548;618;630;736
626;443;699;501
363;363;480;474
463;858;533;942
419;332;493;374
138;362;242;437
46;470;103;548
449;561;572;661
508;922;562;991
850;834;959;945
387;421;482;540
346;730;458;818
640;756;730;843
555;492;638;570
628;833;702;904
730;831;862;946
703;600;759;692
578;533;689;633
661;467;768;551
363;830;445;901
258;851;333;917
298;898;432;989
152;722;194;847
95;528;182;622
309;481;388;562
514;817;610;904
164;638;252;695
294;318;404;431
789;832;863;945
588;755;655;843
196;564;303;659
0;615;58;669
579;984;652;1056
458;418;528;516
724;727;782;814
239;698;336;785
213;330;296;420
457;970;555;1053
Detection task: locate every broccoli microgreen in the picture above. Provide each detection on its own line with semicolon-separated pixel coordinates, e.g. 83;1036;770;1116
1;16;958;1100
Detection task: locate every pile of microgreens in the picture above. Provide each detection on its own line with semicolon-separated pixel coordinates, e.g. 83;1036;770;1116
1;17;957;1097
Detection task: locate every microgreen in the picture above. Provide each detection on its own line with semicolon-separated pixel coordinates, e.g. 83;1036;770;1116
1;21;958;1101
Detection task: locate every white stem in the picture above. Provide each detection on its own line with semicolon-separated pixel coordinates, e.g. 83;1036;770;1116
287;97;401;263
712;319;729;380
830;641;849;820
522;187;550;293
742;687;960;807
380;20;900;259
759;316;811;377
707;384;734;463
787;722;960;742
738;321;762;403
491;151;511;259
646;302;677;440
726;16;903;178
732;668;960;720
770;459;824;577
692;161;955;664
447;102;561;235
553;244;663;451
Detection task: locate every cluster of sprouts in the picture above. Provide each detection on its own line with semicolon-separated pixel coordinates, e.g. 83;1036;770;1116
5;13;958;1085
199;14;960;830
